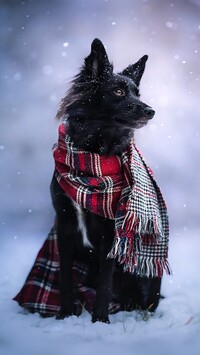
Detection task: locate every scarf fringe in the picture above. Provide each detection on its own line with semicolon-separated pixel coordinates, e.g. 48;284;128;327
121;211;165;240
108;236;172;277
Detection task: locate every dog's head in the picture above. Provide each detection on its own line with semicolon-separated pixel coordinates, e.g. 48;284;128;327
57;38;155;130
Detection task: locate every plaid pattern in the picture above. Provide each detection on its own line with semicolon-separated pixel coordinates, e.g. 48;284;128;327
14;122;171;317
14;227;121;316
53;123;123;219
54;123;171;277
108;143;171;276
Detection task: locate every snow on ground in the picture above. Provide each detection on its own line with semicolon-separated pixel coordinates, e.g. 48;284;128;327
0;228;200;355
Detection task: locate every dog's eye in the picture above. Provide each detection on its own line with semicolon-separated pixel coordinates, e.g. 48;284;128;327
113;88;126;97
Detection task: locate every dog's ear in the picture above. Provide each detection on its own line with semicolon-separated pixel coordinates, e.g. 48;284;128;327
122;55;148;86
84;38;113;79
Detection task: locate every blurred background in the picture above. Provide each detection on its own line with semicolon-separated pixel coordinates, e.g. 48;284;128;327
0;0;200;245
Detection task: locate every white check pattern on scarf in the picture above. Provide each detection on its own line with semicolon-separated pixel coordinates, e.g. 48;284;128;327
108;142;171;277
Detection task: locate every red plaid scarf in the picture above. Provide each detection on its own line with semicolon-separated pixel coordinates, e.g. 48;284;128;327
53;122;171;277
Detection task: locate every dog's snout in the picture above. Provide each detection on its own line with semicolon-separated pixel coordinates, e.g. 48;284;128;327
143;107;155;119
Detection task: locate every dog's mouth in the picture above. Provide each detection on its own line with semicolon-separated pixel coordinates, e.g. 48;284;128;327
116;116;150;129
116;106;155;129
134;118;150;129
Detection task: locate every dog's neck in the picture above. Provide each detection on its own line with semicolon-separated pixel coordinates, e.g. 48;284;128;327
67;117;135;156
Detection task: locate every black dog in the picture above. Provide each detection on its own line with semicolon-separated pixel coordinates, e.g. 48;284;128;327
51;38;161;323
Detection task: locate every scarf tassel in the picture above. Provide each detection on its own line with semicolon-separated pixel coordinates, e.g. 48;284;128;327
108;236;172;277
121;210;166;240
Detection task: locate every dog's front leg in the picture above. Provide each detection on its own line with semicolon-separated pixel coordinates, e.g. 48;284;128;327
56;210;75;320
137;276;162;312
51;176;78;319
92;221;115;324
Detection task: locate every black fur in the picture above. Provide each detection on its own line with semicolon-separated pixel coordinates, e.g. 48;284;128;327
51;39;161;323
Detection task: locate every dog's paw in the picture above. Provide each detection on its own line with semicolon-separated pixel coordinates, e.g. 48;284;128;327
56;305;82;320
56;309;73;320
92;314;110;324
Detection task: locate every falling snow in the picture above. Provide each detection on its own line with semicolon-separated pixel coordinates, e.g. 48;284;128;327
42;65;53;75
166;21;173;28
1;0;200;354
63;41;69;47
13;73;22;81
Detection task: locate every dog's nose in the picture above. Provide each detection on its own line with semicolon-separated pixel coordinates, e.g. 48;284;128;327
143;107;155;119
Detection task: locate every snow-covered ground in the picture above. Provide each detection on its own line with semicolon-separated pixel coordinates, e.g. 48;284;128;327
1;228;200;355
1;1;200;354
